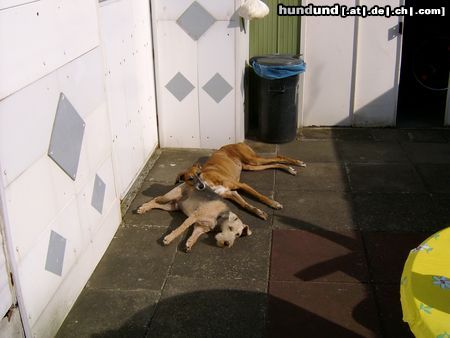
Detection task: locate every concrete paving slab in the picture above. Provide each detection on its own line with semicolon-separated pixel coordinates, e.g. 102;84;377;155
276;162;349;191
268;281;382;338
273;191;356;231
149;277;267;338
398;129;449;143
416;164;450;193
271;229;369;283
245;139;277;155
56;288;159;338
370;128;401;142
430;193;450;229
240;169;275;191
336;142;409;163
123;181;186;227
87;226;177;291
402;142;450;164
347;163;426;193
168;228;271;281
279;140;341;163
145;149;213;183
353;193;439;232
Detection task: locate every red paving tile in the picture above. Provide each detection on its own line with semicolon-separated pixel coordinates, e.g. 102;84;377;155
268;281;382;338
362;232;431;284
270;229;369;283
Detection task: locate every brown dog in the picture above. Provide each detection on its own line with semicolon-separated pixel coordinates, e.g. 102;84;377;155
176;142;305;220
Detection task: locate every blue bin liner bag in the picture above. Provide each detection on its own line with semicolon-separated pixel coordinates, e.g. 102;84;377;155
251;58;306;80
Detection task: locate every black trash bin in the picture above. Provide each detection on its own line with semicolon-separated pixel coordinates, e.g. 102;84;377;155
250;55;305;143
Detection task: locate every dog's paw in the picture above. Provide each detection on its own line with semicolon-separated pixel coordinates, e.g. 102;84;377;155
136;206;147;214
256;209;268;220
185;245;192;252
272;201;283;210
296;160;306;167
162;237;171;246
288;166;297;176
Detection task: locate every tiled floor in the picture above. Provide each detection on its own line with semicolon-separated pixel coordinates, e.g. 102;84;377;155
57;128;450;337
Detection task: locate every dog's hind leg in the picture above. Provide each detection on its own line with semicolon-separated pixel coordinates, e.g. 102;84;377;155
242;163;298;175
231;143;305;167
163;215;197;246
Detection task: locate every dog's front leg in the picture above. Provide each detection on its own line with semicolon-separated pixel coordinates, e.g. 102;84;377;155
163;215;197;246
237;182;283;210
223;190;268;220
185;224;210;252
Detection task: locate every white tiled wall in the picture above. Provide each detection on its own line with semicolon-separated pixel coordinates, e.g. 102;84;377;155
0;0;158;336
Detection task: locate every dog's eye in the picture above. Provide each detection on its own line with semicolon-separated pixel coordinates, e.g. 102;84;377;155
236;232;240;237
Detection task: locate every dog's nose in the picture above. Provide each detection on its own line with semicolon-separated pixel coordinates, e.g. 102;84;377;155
223;241;230;247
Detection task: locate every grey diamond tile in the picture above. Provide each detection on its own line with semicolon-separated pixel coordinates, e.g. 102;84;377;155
177;1;215;41
91;174;106;214
202;73;233;103
45;230;67;276
48;93;85;180
165;72;195;102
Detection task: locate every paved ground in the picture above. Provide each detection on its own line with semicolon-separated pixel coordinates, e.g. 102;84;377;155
57;128;450;338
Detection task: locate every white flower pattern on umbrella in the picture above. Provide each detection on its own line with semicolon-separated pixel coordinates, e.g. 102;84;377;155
432;276;450;289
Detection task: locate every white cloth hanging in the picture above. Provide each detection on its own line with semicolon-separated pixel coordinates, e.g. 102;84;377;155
238;0;270;20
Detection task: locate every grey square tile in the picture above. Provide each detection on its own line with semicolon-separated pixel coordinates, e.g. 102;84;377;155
176;1;215;41
48;93;85;180
91;174;106;214
149;277;267;338
45;230;67;276
88;226;177;290
56;288;159;338
202;73;233;103
347;163;426;193
273;191;356;231
165;72;195;102
276;162;349;191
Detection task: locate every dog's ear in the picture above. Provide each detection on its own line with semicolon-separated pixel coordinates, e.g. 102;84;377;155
175;172;185;184
228;212;238;222
242;225;252;236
